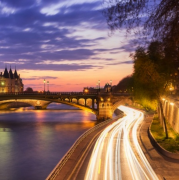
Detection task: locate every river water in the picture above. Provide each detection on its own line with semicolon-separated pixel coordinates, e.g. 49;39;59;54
0;103;96;180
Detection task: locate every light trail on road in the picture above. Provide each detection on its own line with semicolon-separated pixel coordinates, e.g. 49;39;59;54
85;105;158;180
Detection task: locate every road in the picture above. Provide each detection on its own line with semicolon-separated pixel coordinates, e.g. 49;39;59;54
85;105;159;180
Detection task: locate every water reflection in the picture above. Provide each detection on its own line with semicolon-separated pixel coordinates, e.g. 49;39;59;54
0;103;96;180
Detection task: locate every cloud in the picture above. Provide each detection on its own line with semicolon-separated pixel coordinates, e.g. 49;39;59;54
107;60;133;65
66;83;85;86
23;76;58;80
2;0;37;8
0;0;133;74
13;63;102;71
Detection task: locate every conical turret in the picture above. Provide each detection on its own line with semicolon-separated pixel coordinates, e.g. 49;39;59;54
9;66;13;79
3;66;9;78
14;68;19;79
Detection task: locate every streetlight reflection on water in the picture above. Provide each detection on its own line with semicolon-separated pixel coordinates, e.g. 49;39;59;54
0;103;96;180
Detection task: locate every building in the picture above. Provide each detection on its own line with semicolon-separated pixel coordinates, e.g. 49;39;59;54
83;87;98;93
103;83;112;92
83;82;113;93
0;67;23;93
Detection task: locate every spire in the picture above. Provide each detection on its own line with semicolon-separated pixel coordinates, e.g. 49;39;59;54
3;66;9;78
9;65;13;79
14;67;19;79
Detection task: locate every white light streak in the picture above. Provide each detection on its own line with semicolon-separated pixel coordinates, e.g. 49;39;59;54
85;105;158;180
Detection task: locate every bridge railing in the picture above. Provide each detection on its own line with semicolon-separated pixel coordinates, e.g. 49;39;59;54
0;92;131;96
0;92;99;96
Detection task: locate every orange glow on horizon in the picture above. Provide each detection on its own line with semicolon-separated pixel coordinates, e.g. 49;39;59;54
21;63;133;92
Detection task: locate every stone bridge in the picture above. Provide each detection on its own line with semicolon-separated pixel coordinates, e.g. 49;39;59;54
0;92;133;120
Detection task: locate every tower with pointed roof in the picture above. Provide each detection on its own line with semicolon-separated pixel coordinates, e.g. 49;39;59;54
9;67;13;79
3;67;9;78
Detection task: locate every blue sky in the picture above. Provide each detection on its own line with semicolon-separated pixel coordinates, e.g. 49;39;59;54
0;0;134;91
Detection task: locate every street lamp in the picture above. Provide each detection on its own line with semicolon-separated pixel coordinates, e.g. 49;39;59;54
96;83;98;89
110;80;112;86
84;88;89;93
47;81;49;92
98;80;100;92
44;79;46;92
110;80;112;92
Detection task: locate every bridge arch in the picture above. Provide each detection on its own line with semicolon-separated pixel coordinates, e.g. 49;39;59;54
0;93;133;120
86;98;92;107
56;99;97;115
78;98;85;106
0;98;97;115
0;99;51;110
112;98;133;113
65;98;70;102
96;95;133;120
71;98;77;103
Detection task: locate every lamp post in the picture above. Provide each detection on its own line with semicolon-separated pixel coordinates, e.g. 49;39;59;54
47;81;49;92
44;79;46;92
110;80;112;92
110;80;112;86
98;80;100;92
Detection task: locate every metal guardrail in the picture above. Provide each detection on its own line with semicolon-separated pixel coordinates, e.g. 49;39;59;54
45;114;123;180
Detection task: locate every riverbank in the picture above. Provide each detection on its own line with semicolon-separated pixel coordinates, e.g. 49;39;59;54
139;115;179;179
46;113;124;180
151;115;179;153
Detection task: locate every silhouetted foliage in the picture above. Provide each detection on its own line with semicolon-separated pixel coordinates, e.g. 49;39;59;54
113;75;133;92
25;87;33;93
104;0;179;46
132;41;170;138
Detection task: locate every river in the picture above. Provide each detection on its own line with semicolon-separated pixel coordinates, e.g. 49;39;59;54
0;103;96;180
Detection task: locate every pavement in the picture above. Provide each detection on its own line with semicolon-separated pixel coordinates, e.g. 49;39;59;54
139;115;179;180
50;113;179;180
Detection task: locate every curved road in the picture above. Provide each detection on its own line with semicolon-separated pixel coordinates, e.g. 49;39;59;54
85;106;159;180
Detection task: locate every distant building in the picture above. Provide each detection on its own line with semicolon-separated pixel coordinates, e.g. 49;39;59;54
83;87;98;93
0;67;23;93
83;82;113;93
104;83;112;92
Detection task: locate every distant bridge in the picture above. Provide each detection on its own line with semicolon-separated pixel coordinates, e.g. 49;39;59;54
0;92;133;120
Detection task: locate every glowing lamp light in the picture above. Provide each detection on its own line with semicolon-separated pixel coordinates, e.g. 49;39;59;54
43;79;46;92
170;102;174;106
1;82;4;85
84;89;89;93
162;98;165;101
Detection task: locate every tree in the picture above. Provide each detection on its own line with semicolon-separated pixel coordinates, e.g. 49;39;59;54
104;0;179;46
113;75;134;92
132;43;169;138
25;87;33;93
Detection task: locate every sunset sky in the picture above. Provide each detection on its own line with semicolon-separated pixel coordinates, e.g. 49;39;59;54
0;0;135;91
